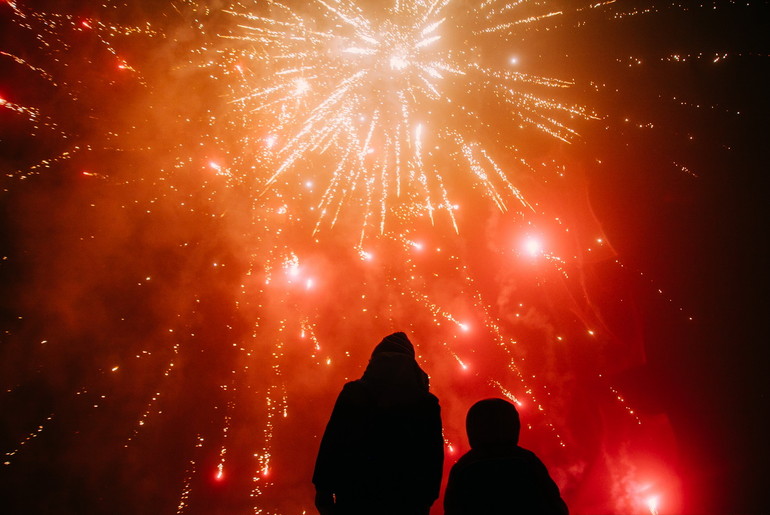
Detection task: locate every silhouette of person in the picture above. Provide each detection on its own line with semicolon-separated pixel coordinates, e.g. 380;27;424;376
312;332;443;515
444;398;568;515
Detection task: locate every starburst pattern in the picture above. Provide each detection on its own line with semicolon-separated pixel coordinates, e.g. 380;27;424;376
212;0;597;239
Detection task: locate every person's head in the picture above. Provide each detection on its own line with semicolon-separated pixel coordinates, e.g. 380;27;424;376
371;331;414;358
361;332;428;397
466;398;521;449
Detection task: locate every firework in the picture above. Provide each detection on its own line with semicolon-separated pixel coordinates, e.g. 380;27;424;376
215;0;598;240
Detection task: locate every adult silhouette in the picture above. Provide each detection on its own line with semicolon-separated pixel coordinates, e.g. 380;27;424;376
444;398;568;515
312;332;443;515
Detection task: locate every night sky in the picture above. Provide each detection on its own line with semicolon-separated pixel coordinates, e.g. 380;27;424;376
1;1;768;514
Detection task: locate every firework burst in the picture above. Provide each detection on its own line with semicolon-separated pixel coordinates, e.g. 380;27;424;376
211;0;597;239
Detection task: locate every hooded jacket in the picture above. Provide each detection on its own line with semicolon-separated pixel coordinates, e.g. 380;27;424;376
444;398;568;515
313;333;443;514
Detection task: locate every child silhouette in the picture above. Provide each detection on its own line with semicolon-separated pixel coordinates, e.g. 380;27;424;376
444;398;568;515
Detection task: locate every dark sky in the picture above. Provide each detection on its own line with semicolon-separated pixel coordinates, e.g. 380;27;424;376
580;5;770;511
1;1;769;514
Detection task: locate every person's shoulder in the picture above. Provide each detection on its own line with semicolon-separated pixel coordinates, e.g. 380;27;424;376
453;446;532;469
447;448;499;481
449;448;482;471
515;446;550;469
340;380;365;395
516;446;538;459
417;391;441;412
449;447;542;481
338;380;370;402
341;379;362;391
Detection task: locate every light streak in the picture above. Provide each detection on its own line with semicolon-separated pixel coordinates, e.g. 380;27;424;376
3;414;54;465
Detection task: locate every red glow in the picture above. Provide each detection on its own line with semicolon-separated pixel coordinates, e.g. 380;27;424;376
4;1;759;513
647;495;660;515
523;236;543;257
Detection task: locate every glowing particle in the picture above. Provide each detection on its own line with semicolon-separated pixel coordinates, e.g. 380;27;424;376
294;78;310;95
390;54;408;70
647;495;659;515
524;237;542;256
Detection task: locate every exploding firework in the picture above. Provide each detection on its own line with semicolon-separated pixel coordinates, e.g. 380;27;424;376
213;0;597;239
2;0;764;513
